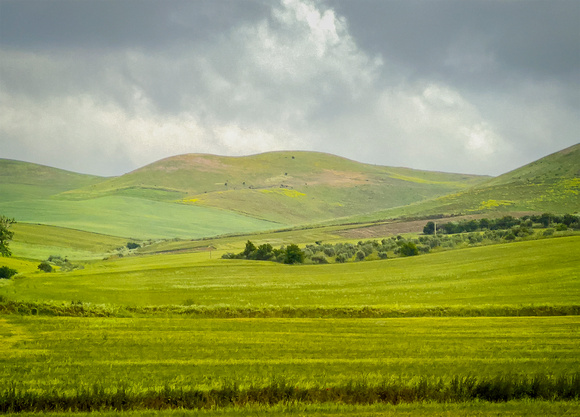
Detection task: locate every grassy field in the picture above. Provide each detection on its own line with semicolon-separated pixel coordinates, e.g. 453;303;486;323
2;315;578;392
0;196;280;240
2;236;578;311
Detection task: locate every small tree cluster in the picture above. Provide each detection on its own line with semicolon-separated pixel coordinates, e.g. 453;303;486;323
222;241;305;264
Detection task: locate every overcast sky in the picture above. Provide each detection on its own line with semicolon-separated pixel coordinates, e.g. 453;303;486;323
1;0;578;177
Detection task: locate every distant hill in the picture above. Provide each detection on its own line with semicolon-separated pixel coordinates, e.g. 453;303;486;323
0;159;105;203
61;151;487;224
340;143;580;223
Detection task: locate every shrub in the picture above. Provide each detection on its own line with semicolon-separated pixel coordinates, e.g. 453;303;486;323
378;252;388;259
126;242;140;250
38;261;53;273
399;242;419;257
355;250;366;261
555;223;568;231
323;247;335;257
0;266;17;279
543;228;555;236
335;253;349;263
311;255;329;264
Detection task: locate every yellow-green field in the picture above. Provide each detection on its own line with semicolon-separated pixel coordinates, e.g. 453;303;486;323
1;228;579;414
2;237;578;312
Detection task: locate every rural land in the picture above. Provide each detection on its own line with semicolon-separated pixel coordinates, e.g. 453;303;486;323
0;143;579;416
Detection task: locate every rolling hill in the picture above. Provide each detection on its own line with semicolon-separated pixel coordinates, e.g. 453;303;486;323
2;144;577;243
339;143;580;223
59;151;487;224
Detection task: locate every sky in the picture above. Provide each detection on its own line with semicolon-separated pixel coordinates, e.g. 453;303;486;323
1;0;578;177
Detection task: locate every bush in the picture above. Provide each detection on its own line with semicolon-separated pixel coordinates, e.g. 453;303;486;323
126;242;140;250
378;252;388;259
311;255;329;264
399;242;419;257
335;253;349;263
0;266;17;279
355;250;366;261
38;261;53;273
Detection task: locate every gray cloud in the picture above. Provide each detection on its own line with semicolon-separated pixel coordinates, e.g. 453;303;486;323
1;0;578;176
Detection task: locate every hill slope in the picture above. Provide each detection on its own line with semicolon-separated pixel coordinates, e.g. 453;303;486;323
61;151;487;224
0;159;105;202
340;143;580;222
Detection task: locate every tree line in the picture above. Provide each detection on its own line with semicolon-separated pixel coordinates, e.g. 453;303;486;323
423;213;580;235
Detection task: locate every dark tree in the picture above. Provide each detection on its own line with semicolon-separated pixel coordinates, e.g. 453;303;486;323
0;216;16;257
423;221;435;235
255;243;274;260
38;261;53;273
0;266;18;279
284;244;305;264
399;242;419;257
242;240;257;258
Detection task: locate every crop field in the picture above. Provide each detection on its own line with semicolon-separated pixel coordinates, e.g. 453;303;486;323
3;236;578;312
0;196;280;240
1;233;579;414
2;316;578;394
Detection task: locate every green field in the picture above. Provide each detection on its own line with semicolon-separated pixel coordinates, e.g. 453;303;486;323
0;196;280;240
1;147;579;414
3;237;578;311
2;315;579;392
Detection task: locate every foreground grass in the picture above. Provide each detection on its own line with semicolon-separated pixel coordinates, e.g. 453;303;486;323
3;237;578;310
4;400;580;416
3;375;579;413
2;316;578;393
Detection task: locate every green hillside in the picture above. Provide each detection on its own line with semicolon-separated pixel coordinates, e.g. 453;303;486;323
0;159;105;202
61;151;487;224
340;143;580;223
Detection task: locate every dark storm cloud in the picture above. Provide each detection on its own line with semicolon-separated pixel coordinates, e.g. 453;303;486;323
1;0;578;176
328;0;580;84
0;0;269;50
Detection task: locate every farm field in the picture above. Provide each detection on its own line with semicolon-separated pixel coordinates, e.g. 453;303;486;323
2;316;579;394
0;196;280;240
2;236;578;312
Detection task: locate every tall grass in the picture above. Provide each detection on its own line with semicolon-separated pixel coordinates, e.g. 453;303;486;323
2;374;578;412
1;298;579;318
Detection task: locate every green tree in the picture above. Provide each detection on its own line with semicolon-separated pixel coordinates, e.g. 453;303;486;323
255;243;274;260
0;216;16;257
0;266;18;279
38;261;53;272
399;242;419;257
242;240;257;258
423;221;435;235
284;244;304;264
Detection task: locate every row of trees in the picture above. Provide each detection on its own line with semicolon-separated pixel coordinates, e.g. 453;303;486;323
223;237;423;265
222;241;305;264
424;213;580;235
